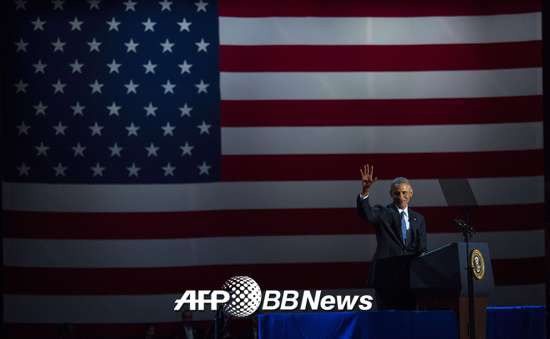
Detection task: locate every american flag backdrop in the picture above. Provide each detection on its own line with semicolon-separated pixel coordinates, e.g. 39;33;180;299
2;0;544;337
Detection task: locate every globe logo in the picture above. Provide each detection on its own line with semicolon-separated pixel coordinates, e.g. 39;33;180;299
222;276;262;318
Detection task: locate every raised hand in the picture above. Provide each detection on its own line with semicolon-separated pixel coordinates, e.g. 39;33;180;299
360;164;377;195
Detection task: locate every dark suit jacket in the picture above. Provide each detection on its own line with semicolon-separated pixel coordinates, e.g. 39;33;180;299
357;195;427;287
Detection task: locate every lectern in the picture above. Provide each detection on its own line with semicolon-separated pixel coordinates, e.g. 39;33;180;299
410;242;494;339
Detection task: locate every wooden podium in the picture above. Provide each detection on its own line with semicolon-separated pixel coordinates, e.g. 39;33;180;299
410;242;494;339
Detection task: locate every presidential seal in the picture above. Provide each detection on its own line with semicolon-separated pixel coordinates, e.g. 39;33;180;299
470;249;485;280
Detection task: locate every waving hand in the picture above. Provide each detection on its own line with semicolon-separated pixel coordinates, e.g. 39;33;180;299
360;164;377;196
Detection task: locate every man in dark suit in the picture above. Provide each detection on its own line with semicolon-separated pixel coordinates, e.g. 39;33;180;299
356;164;427;309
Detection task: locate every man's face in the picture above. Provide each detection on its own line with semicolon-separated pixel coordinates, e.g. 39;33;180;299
390;183;413;209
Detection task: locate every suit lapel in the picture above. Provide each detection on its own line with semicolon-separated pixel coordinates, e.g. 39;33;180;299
407;209;418;246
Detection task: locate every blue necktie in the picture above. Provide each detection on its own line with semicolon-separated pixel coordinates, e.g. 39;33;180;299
400;211;407;242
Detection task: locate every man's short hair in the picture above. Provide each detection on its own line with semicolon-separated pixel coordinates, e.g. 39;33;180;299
390;177;412;192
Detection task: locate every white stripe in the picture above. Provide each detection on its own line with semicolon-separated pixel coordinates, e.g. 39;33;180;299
220;69;542;100
3;230;543;268
2;177;543;212
4;284;544;323
221;123;543;155
219;13;542;45
470;177;545;206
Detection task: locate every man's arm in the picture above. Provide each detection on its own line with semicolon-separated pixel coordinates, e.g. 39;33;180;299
357;195;382;224
417;215;428;253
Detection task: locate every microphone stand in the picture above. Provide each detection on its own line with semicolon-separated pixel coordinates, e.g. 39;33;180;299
454;218;476;339
214;307;224;339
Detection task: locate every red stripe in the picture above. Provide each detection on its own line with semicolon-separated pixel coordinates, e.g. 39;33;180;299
3;258;543;294
220;42;542;72
220;96;542;127
222;151;543;181
492;257;546;285
3;204;543;239
219;0;541;17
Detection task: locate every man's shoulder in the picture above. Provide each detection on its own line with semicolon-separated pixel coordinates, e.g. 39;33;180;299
409;209;426;222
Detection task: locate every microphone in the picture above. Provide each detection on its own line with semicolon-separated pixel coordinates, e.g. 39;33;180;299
454;218;475;239
453;218;467;228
